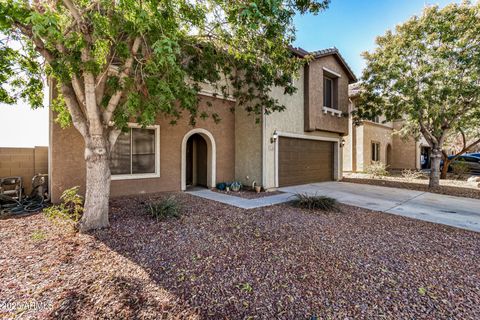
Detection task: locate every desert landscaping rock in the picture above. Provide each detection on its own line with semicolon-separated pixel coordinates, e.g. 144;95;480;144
1;193;479;319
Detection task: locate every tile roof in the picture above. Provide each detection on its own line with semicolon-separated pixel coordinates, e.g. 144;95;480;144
310;47;357;83
291;46;358;83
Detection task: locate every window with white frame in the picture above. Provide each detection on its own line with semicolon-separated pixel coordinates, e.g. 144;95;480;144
371;142;380;162
110;125;159;178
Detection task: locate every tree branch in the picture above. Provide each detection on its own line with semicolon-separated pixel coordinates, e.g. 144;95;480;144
458;129;466;148
13;22;55;63
108;128;122;152
81;47;102;135
102;36;142;125
95;49;116;104
72;75;86;110
63;0;101;36
60;83;88;138
62;0;93;42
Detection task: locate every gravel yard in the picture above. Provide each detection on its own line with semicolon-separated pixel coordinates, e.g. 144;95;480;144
1;192;479;319
343;172;480;199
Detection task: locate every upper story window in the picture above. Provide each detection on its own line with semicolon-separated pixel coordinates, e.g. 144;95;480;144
323;68;340;110
324;77;334;109
110;125;160;180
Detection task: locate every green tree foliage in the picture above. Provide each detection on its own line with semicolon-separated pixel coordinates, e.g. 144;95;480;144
355;2;480;187
0;0;329;231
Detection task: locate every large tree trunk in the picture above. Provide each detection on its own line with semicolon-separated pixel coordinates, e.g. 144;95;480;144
429;148;442;188
79;135;111;232
440;157;450;180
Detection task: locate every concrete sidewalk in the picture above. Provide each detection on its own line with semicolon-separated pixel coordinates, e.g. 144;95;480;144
186;189;294;209
188;182;480;232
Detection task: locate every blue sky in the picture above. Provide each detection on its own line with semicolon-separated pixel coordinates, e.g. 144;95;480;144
293;0;461;77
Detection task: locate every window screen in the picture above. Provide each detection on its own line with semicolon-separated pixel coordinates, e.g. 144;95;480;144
110;127;156;175
132;129;156;174
324;77;333;108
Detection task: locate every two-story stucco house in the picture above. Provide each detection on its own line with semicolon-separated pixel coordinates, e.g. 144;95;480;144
48;47;356;202
235;48;357;189
343;84;431;173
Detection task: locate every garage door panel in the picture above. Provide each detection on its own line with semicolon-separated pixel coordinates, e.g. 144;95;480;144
279;137;334;187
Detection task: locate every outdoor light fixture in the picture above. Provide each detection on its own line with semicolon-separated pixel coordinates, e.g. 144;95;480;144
340;138;346;147
271;131;279;143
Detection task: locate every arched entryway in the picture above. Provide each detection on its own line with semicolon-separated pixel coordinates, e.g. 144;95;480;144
386;144;392;167
181;128;216;191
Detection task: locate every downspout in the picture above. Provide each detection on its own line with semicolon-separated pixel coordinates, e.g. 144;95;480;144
47;79;53;202
261;105;267;188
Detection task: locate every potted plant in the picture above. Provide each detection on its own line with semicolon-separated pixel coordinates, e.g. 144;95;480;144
230;181;242;192
252;181;261;193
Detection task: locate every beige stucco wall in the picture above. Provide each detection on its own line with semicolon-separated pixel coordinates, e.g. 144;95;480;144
361;122;393;169
307;56;350;134
391;121;429;170
264;67;342;189
50;95;235;202
234;106;263;187
343;99;356;172
343;95;427;172
0;146;48;194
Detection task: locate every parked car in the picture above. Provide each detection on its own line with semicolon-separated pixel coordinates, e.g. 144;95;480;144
441;155;480;175
466;152;480;158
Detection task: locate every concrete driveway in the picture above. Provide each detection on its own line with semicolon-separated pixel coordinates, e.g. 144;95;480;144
280;182;480;233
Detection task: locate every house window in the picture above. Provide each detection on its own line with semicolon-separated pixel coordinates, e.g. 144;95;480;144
323;77;334;109
110;125;160;179
373;116;380;123
371;142;380;162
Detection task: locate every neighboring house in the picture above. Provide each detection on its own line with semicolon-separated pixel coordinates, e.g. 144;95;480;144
49;47;356;202
343;84;431;173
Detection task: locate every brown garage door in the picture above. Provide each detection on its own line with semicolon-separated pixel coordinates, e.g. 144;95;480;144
279;137;334;187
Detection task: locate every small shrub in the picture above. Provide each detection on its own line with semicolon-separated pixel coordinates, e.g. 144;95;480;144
451;159;469;178
216;182;227;191
401;169;424;182
291;193;337;211
146;196;182;221
365;161;389;179
31;230;47;241
238;282;253;293
43;186;83;226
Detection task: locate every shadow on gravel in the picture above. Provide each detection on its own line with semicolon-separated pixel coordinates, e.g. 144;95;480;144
88;192;480;319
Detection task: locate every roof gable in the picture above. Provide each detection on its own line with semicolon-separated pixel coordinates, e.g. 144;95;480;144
291;46;357;83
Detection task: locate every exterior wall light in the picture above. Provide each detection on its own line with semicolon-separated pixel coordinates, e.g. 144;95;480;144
271;131;279;144
340;138;346;147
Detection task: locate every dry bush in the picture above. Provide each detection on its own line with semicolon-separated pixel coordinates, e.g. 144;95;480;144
291;193;338;211
401;169;425;182
146;196;182;221
365;162;389;179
